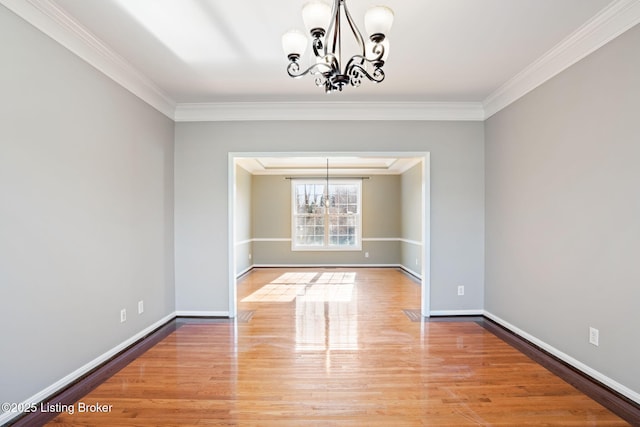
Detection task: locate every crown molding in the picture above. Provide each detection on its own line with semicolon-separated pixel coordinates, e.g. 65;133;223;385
174;101;485;122
483;0;640;118
1;0;176;119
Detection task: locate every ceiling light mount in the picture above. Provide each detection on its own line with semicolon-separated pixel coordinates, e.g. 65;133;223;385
282;0;394;93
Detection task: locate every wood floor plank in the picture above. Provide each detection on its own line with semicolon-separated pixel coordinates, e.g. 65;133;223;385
46;268;629;426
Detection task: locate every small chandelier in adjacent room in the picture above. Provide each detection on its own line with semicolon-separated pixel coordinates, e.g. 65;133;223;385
282;0;394;93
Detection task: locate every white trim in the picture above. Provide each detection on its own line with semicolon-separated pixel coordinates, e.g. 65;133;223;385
362;237;398;242
398;265;422;280
175;310;231;317
241;264;422;278
483;0;640;118
0;312;176;426
229;151;430;322
398;238;422;246
234;239;252;246
484;311;640;404
252;263;402;268
236;265;254;278
175;102;485;122
249;237;420;244
250;264;422;279
421;154;430;317
430;310;484;316
0;0;176;119
228;154;237;318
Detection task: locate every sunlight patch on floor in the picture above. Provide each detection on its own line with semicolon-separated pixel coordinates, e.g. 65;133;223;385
271;272;319;284
241;271;357;303
241;283;307;302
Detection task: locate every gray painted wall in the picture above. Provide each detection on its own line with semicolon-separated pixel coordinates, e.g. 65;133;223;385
174;120;485;313
252;175;290;240
401;163;423;277
363;175;402;239
0;5;175;413
485;24;640;396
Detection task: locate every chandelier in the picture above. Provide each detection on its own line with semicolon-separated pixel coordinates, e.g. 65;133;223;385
282;0;394;93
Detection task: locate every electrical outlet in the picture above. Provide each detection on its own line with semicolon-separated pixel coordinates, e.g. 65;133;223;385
589;327;599;346
364;252;369;258
138;300;144;314
415;258;419;266
120;309;127;323
248;253;252;260
457;285;465;296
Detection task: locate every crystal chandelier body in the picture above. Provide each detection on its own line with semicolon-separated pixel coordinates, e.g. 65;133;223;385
282;0;394;93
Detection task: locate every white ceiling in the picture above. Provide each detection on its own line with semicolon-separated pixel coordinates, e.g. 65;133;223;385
5;0;639;120
36;0;613;100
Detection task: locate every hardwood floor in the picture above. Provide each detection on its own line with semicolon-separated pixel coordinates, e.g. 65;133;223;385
44;268;629;426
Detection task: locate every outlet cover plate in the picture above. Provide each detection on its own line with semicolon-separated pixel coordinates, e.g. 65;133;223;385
589;327;599;346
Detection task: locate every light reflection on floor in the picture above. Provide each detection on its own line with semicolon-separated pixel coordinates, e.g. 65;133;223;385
295;284;358;351
241;272;359;351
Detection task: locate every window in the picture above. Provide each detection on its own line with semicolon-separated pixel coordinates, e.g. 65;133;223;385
291;179;362;251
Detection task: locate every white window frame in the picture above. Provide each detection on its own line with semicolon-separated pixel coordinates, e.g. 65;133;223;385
291;178;362;251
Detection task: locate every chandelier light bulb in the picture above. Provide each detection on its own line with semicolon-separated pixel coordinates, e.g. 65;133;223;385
364;5;394;41
282;29;308;58
302;1;332;36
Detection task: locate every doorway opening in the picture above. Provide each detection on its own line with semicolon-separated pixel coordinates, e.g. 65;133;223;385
228;152;430;318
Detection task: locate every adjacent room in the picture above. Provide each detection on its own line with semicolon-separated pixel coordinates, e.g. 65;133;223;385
230;154;431;315
1;0;639;425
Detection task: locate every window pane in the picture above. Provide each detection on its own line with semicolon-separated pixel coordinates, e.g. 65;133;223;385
295;184;325;214
295;214;324;246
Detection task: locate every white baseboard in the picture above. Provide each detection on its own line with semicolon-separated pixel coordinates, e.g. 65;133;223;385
0;312;177;425
242;264;422;279
236;265;254;278
397;264;422;280
251;263;402;268
175;310;230;317
484;310;640;405
430;309;484;316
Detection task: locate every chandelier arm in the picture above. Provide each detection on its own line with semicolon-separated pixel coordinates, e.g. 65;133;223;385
312;37;324;58
346;60;385;85
344;54;383;77
344;43;385;74
369;42;385;63
287;60;333;79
